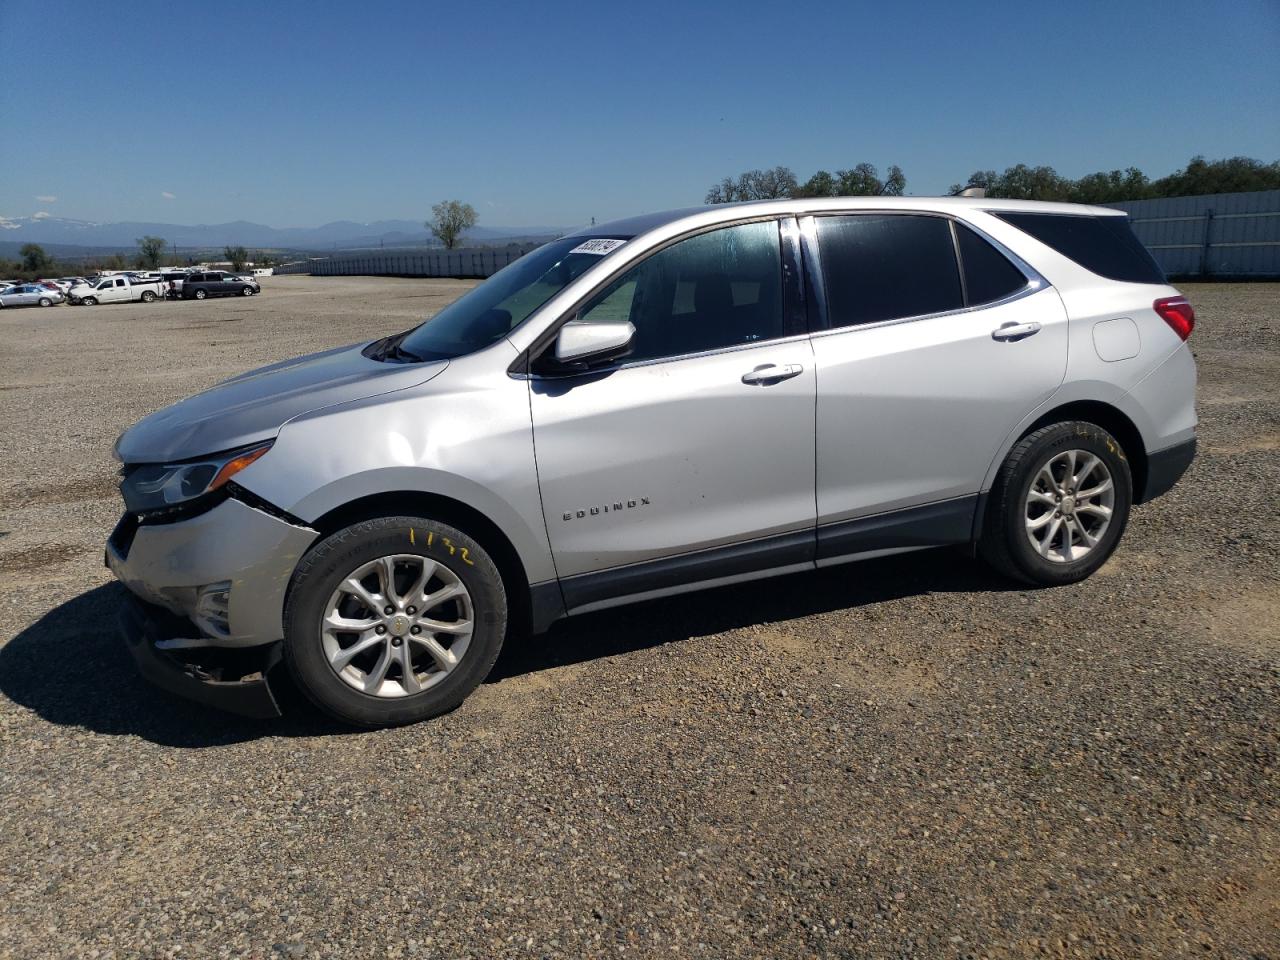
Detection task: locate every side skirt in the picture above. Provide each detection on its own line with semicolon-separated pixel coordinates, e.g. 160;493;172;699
535;494;982;625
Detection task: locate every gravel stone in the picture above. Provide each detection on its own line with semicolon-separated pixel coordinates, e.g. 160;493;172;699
0;277;1276;958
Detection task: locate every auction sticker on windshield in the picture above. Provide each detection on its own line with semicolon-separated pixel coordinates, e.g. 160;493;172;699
569;238;627;256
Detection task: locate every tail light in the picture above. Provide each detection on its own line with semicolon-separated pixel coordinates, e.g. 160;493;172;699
1154;296;1195;341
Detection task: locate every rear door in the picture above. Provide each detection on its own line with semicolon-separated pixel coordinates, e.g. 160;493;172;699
529;218;817;602
803;213;1068;558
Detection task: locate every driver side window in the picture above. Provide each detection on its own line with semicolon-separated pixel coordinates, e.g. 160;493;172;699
577;220;787;364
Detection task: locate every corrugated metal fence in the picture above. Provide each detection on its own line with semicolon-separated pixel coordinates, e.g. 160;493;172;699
273;243;544;279
1105;189;1280;279
276;191;1280;282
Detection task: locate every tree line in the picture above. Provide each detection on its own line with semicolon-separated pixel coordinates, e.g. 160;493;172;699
1;237;281;282
705;155;1280;205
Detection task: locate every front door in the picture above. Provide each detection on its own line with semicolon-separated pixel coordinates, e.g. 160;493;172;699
529;219;817;601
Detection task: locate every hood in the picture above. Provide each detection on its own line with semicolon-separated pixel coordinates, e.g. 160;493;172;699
115;341;447;463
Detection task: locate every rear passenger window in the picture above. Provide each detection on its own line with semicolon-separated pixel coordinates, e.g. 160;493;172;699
991;212;1165;284
816;215;963;328
954;223;1029;306
576;220;786;363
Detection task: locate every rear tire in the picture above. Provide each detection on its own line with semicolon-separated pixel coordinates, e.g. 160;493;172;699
283;516;507;727
979;420;1132;586
141;290;156;303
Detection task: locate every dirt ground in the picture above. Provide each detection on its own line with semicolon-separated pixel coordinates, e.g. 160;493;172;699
0;276;1276;959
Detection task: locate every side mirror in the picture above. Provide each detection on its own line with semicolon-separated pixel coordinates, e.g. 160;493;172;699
553;320;635;367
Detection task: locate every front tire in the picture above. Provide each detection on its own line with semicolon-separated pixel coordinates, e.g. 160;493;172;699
979;421;1132;586
194;288;207;300
241;285;254;296
38;297;53;307
82;297;97;306
283;516;507;727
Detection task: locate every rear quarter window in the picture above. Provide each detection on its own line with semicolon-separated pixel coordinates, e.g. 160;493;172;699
992;212;1165;284
954;223;1030;306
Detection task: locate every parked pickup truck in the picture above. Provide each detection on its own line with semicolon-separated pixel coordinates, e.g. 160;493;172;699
181;271;260;300
68;276;165;305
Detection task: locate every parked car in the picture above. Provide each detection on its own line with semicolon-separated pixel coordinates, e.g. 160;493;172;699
181;271;259;299
0;283;65;307
67;275;165;305
109;197;1197;727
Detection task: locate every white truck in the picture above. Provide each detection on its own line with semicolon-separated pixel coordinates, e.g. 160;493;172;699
68;275;166;305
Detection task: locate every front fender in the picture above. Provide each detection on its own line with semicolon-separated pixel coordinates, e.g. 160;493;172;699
231;354;557;585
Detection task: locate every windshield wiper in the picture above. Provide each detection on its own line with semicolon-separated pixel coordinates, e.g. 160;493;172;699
365;332;424;363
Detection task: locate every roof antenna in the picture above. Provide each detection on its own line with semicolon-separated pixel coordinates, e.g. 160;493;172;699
959;184;986;198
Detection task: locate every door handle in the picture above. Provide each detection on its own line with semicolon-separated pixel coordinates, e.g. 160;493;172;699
992;321;1042;342
741;363;803;386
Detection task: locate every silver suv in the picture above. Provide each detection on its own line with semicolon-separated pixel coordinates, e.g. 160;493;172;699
108;198;1197;726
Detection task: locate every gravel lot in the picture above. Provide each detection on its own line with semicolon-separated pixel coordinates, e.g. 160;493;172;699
0;276;1276;959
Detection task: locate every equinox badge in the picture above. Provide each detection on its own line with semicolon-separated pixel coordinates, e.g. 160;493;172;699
563;497;650;521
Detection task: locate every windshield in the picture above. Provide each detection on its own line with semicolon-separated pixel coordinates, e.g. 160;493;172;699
395;236;629;361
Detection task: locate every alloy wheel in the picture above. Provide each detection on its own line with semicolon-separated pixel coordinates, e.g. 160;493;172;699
1024;449;1115;563
321;554;474;698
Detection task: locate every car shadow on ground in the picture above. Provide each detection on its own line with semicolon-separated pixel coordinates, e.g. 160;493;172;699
490;548;1017;682
0;550;1018;748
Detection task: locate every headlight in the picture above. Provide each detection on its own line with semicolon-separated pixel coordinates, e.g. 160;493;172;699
121;442;272;515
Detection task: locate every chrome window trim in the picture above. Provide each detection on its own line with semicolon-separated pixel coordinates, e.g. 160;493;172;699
802;210;1049;338
525;331;813;380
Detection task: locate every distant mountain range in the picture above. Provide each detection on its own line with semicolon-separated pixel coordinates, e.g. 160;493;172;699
0;215;569;251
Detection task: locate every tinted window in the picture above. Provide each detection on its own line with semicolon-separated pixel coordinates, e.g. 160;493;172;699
816;215;963;328
576;221;785;363
992;212;1164;284
955;223;1029;306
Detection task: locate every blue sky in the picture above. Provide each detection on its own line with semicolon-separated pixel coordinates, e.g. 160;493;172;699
2;0;1278;229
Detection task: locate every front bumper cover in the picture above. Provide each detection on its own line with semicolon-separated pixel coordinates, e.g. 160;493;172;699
118;593;283;718
106;496;317;647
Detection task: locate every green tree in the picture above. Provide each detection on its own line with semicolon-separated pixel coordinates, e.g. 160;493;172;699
1069;167;1151;203
19;243;52;274
1152;155;1280;196
136;236;166;269
428;201;478;249
793;170;838;198
224;245;249;271
711;163;905;201
948;164;1069;200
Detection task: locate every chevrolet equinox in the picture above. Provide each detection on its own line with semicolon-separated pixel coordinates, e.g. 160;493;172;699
108;198;1197;726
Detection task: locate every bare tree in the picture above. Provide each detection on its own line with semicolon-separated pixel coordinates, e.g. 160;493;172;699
705;167;798;203
428;201;478;250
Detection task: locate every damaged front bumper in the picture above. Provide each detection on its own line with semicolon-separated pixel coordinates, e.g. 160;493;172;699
119;593;285;718
106;493;318;717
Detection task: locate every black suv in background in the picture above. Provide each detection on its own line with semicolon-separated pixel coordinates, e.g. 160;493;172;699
182;271;260;300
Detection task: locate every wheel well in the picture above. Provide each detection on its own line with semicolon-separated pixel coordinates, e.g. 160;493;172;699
1024;401;1148;499
308;491;533;636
